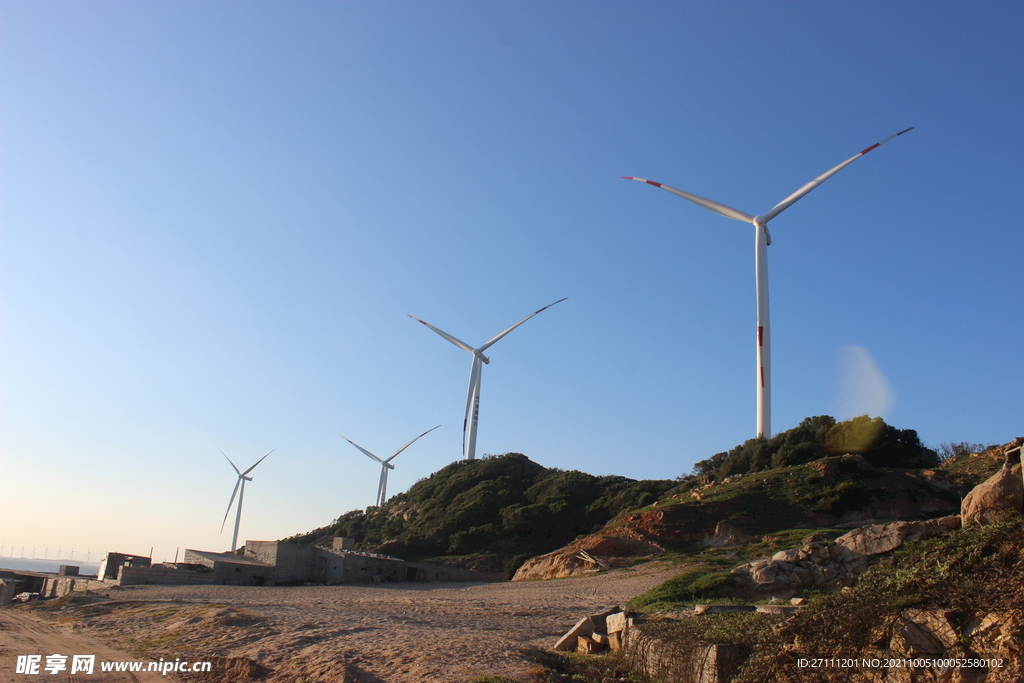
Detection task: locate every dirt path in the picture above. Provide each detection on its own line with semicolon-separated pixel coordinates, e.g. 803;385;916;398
0;609;180;683
2;562;681;682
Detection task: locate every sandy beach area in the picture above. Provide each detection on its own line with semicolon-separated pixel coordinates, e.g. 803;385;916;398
2;562;680;683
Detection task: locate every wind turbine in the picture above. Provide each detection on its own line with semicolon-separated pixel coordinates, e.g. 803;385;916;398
623;128;913;439
219;448;274;552
342;425;441;507
409;298;567;460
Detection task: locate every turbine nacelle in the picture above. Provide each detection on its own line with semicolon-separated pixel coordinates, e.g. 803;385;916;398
753;219;772;246
475;351;491;364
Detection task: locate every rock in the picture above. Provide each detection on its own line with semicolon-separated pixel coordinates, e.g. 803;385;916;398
553;608;621;651
554;616;595;651
810;453;871;481
704;521;759;548
835;517;960;557
961;463;1023;526
577;635;604;653
771;549;802;563
513;534;662;580
801;532;832;545
733;516;959;598
605;611;628;634
903;609;959;649
755;604;804;614
891;616;945;656
693;604;756;615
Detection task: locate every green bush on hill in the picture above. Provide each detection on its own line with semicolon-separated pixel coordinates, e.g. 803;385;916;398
285;453;675;574
691;415;937;482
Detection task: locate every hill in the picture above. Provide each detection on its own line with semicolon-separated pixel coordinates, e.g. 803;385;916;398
284;453;676;574
285;417;998;577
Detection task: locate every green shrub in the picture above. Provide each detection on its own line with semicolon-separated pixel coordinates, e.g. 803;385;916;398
628;567;735;612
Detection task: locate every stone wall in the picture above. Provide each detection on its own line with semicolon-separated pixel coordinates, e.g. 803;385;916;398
39;576;110;597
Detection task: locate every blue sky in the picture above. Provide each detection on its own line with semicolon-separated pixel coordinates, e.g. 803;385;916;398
2;2;1022;564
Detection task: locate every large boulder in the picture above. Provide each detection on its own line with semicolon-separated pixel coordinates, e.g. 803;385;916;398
835;516;961;557
961;462;1023;527
512;533;662;581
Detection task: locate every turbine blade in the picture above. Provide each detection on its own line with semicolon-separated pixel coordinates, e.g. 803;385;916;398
219;448;241;476
242;449;274;476
407;315;475;353
622;177;754;223
221;478;241;532
761;127;914;223
384;425;441;464
478;297;568;352
342;436;385;464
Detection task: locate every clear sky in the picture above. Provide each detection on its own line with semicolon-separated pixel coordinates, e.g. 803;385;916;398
2;1;1022;564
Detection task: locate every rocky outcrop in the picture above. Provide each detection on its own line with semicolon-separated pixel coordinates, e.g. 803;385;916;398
835;515;961;556
810;453;871;481
512;533;662;581
731;517;960;598
703;521;760;548
961;442;1023;526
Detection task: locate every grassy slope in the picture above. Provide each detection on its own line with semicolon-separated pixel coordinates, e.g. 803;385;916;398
623;450;1003;611
622;519;1024;683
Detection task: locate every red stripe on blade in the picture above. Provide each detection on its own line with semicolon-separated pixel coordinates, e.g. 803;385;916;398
760;367;765;388
758;326;763;346
646;180;662;187
860;143;880;155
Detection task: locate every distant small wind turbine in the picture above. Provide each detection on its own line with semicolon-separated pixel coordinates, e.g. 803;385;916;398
219;448;274;552
342;425;441;507
409;298;567;460
623;128;913;439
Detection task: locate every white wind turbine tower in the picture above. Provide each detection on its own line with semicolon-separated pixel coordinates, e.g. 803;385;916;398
219;448;274;552
624;128;913;439
342;425;441;507
409;298;567;461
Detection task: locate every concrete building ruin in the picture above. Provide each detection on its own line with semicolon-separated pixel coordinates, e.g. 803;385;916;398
100;538;504;588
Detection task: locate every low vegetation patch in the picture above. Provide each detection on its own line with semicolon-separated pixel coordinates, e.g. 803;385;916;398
628;566;735;612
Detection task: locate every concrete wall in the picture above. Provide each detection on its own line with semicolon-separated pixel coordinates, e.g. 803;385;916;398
0;579;17;606
101;541;505;587
98;553;151;581
405;562;506;582
115;562;278;587
40;576;109;598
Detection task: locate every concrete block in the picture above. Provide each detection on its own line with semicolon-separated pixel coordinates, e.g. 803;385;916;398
606;611;628;634
554;616;595;651
577;635;604;653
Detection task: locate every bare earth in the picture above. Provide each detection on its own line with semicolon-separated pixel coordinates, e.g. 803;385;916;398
1;562;680;683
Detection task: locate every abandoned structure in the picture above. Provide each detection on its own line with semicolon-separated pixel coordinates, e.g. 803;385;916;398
97;552;151;580
100;538;505;587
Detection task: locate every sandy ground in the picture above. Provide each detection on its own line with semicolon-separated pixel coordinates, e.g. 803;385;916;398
0;609;179;683
0;562;681;683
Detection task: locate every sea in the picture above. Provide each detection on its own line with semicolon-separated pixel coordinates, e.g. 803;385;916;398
0;557;101;575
